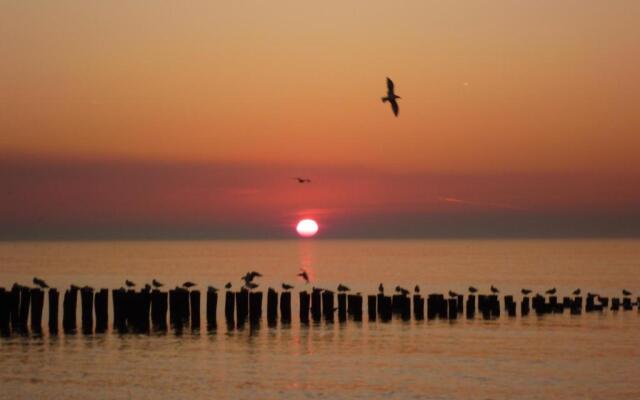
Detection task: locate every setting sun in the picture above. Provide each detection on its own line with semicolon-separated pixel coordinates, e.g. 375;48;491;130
296;219;319;238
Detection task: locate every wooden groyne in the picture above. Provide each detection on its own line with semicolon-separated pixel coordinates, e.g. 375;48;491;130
0;283;638;337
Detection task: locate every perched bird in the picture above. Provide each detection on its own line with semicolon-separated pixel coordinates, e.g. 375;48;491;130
448;290;459;297
70;284;80;291
468;286;478;293
312;287;324;293
378;283;384;294
298;269;310;284
545;288;556;295
208;286;218;293
381;77;401;116
293;177;311;184
125;280;136;288
521;289;532;295
490;285;500;294
414;285;420;293
572;288;581;296
622;289;632;296
395;286;410;296
152;279;163;288
33;277;49;289
282;283;294;290
337;284;350;292
144;284;151;291
183;281;196;289
225;282;232;289
82;285;94;291
246;282;259;290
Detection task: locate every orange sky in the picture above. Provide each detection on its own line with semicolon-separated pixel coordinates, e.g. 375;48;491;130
1;1;639;238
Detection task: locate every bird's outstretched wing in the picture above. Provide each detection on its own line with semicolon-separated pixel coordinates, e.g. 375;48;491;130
386;77;394;92
390;99;399;116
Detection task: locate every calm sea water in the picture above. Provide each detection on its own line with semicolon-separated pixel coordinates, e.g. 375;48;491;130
1;239;639;399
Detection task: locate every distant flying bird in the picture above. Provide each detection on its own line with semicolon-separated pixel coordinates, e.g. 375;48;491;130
490;285;500;294
33;277;48;289
337;284;350;292
468;286;478;294
622;289;632;296
152;279;163;288
378;283;384;294
282;283;294;290
298;269;310;284
183;281;196;289
293;177;311;183
208;286;218;293
521;289;532;295
572;288;581;296
395;286;410;296
414;285;420;294
125;280;136;288
545;288;556;295
381;77;401;116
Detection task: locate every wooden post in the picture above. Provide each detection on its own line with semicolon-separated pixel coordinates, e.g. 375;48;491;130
311;290;322;322
367;295;377;321
151;289;168;330
190;290;201;330
206;288;218;330
337;293;347;322
489;295;500;318
353;294;363;321
30;288;44;333
400;295;410;321
549;296;560;313
611;297;620;311
391;294;403;314
376;293;384;316
622;297;632;311
586;294;595;312
112;288;127;333
466;295;476;319
80;287;94;334
571;296;582;315
236;289;249;327
224;291;235;328
267;288;278;326
380;296;392;322
299;291;310;324
18;286;31;333
9;284;21;332
279;291;291;323
448;298;458;320
0;288;10;336
322;291;334;323
457;294;464;314
48;288;59;335
413;294;424;320
95;289;108;333
598;296;609;309
504;295;516;317
249;291;262;325
521;296;530;316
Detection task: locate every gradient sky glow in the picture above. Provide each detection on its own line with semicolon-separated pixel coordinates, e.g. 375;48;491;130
1;1;639;238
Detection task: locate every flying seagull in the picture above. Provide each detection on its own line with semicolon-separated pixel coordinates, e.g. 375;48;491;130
298;269;310;284
293;177;311;183
381;77;401;116
33;277;49;289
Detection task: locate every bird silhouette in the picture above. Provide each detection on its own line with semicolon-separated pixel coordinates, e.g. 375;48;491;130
125;280;135;288
298;269;310;284
382;77;401;116
32;277;49;289
490;285;500;294
225;282;232;289
337;284;350;292
246;282;259;290
414;285;420;293
282;283;294;290
144;284;151;291
468;286;478;293
521;289;532;295
395;286;410;296
208;286;218;293
572;288;581;295
152;279;163;288
183;281;196;289
241;271;262;285
448;290;459;297
545;288;556;295
378;283;384;294
293;177;311;183
622;289;632;296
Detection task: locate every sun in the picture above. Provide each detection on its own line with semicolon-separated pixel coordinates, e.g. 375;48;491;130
296;219;319;238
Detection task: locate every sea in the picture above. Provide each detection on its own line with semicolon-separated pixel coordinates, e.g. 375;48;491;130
0;239;639;399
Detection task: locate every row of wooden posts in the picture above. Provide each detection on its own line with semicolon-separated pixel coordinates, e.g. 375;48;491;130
0;284;638;336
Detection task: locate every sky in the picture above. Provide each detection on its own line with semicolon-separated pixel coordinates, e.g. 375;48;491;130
1;1;639;239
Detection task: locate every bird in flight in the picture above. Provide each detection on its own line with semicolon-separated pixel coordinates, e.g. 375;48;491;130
381;77;401;116
293;177;311;184
297;269;310;284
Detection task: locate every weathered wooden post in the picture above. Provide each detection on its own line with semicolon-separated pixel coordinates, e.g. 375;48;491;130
489;295;500;318
236;289;249;327
448;297;458;320
151;289;168;330
322;290;334;323
368;295;377;321
9;284;21;332
611;297;620;311
585;294;595;312
63;287;78;333
249;291;262;325
112;288;126;332
400;295;410;321
0;288;10;336
18;286;31;333
351;294;362;321
427;294;437;320
598;296;609;310
413;294;424;320
224;291;235;328
299;291;310;324
392;294;403;314
311;290;322;322
267;288;278;326
622;297;632;311
206;288;218;330
190;290;201;330
521;296;530;316
30;288;44;333
571;296;582;315
80;287;94;334
457;294;464;314
376;293;384;316
380;296;392;322
337;293;347;322
504;295;516;317
280;291;291;323
94;289;108;333
466;295;476;319
549;296;559;313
